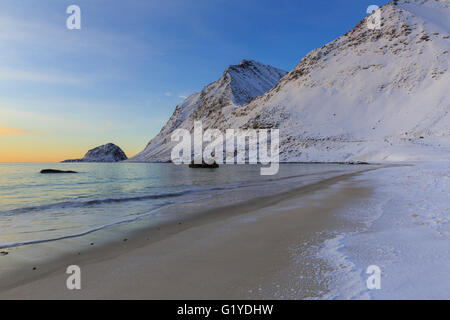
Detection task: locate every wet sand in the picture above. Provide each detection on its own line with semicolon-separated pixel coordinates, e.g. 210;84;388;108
0;169;376;299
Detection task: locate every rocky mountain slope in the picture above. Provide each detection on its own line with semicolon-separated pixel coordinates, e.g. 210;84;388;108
63;143;128;162
130;60;287;162
234;0;450;162
132;0;450;163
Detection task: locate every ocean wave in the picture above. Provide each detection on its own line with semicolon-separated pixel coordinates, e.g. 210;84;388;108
0;205;168;249
0;170;341;216
0;184;243;216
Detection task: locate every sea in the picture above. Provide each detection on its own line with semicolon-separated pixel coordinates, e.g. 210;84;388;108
0;162;365;250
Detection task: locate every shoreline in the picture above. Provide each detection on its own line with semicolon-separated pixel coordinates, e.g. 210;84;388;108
0;166;374;251
0;166;382;299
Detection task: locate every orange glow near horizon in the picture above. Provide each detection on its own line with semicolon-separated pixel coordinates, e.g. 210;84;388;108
0;140;86;163
0;127;28;136
0;134;140;162
0;145;140;163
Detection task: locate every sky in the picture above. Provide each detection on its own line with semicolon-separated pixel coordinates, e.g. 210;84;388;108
0;0;390;162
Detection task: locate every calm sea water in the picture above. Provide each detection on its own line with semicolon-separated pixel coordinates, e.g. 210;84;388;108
0;162;360;249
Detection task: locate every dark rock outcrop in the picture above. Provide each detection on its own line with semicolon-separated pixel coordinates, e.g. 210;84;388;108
40;169;78;174
188;161;219;169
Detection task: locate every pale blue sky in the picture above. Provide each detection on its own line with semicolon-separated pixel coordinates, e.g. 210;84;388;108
0;0;390;161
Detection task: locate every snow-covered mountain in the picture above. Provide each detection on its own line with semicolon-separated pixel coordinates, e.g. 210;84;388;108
133;0;450;163
63;143;128;162
235;0;450;162
130;60;287;162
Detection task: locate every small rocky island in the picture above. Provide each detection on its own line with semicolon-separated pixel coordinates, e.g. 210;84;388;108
62;143;128;163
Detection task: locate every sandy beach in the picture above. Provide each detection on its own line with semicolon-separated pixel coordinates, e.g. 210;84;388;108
0;169;376;299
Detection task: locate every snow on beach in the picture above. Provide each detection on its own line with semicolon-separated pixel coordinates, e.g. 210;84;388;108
319;161;450;299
